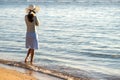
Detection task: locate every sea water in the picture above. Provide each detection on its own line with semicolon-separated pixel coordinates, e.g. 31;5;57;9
0;1;120;79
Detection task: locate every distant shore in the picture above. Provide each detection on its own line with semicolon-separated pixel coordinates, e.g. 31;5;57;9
0;67;37;80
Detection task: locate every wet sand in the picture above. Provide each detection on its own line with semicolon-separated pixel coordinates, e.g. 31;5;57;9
0;67;37;80
0;59;64;80
0;59;89;80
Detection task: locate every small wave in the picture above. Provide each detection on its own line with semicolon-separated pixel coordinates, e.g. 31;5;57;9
0;59;91;80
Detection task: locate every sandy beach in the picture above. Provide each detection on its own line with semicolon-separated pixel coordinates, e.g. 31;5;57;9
0;59;65;80
0;67;37;80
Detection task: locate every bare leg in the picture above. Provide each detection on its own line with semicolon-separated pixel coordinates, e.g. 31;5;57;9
25;49;31;63
30;49;35;64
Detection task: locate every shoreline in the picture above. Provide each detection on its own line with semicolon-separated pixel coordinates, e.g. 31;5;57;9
0;61;64;80
0;59;120;80
0;59;88;80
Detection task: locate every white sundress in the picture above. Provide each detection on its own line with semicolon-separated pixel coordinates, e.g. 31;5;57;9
26;32;38;49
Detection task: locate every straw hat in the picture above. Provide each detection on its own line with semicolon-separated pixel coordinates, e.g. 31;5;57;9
26;4;40;13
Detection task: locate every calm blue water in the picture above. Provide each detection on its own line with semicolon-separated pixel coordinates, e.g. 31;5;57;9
0;2;120;79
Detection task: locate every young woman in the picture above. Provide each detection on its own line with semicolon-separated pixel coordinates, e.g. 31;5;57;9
24;4;40;64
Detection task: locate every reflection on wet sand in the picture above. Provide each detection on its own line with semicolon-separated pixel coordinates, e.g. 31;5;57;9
25;69;34;76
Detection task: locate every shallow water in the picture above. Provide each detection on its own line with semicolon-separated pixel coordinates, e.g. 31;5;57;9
0;2;120;79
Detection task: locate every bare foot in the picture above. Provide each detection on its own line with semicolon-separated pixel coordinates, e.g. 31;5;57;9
30;61;33;65
24;58;28;63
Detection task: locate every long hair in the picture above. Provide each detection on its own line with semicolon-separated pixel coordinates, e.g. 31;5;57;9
27;12;34;22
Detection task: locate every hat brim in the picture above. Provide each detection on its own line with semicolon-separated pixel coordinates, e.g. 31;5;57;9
25;6;40;13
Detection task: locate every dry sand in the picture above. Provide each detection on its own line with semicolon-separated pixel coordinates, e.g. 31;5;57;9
0;67;37;80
